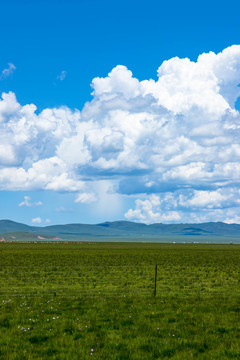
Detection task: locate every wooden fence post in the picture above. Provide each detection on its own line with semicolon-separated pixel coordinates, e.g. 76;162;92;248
154;265;157;296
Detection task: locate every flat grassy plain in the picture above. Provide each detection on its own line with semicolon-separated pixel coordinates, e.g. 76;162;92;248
1;242;240;359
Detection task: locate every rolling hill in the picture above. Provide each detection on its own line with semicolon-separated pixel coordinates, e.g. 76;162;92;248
0;219;239;241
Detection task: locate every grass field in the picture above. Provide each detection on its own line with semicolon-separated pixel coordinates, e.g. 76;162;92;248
1;242;240;359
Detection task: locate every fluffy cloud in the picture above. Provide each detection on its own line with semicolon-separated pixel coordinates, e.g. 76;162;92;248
19;196;42;207
31;217;42;224
75;192;97;204
57;70;67;81
178;189;240;209
125;194;181;224
0;63;16;80
126;189;240;224
0;45;240;222
31;217;51;224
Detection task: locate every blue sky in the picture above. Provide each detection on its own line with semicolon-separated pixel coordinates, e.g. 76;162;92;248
1;0;240;225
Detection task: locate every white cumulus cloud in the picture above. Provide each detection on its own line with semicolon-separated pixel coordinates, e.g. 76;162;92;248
75;192;97;204
0;45;240;222
18;196;42;207
57;70;67;81
125;188;240;224
31;217;42;224
0;63;16;80
125;195;181;224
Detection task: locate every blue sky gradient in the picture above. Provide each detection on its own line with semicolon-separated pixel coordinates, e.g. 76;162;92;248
1;0;240;109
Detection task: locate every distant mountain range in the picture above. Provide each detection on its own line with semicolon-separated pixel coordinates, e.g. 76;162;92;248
0;219;240;242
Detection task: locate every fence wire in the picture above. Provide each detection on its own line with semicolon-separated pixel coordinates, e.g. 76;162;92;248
1;264;240;298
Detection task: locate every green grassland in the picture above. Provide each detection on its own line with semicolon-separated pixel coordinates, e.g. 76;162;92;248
1;242;240;359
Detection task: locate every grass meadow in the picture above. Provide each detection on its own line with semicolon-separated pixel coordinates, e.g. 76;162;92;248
1;242;240;359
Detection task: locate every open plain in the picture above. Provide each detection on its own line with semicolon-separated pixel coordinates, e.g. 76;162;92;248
1;242;240;359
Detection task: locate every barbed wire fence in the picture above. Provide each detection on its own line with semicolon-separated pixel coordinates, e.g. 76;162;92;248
1;264;240;298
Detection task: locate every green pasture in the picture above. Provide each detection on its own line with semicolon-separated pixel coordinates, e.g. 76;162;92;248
1;242;240;359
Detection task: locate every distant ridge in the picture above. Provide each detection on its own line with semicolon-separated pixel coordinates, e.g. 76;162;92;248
0;219;239;241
